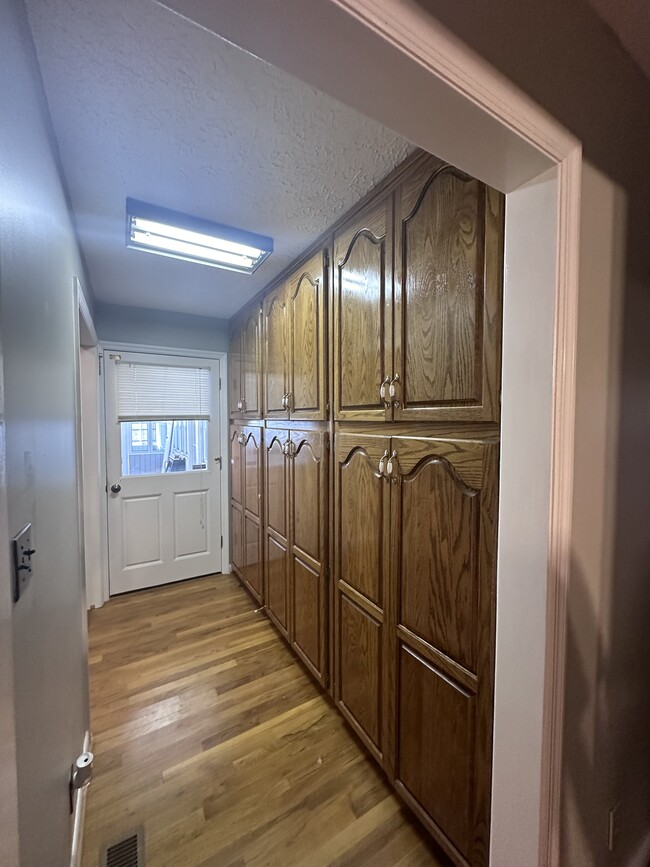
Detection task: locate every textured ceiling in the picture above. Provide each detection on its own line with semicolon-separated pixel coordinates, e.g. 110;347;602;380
25;0;412;318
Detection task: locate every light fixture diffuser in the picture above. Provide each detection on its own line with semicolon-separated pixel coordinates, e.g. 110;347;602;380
126;198;273;274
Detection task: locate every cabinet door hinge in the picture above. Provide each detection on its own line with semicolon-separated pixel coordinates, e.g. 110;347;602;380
98;354;103;376
219;376;222;390
323;248;330;269
220;535;223;548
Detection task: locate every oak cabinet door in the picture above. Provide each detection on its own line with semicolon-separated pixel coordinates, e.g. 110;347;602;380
241;426;263;603
333;200;393;422
290;430;328;685
334;433;392;765
229;425;244;578
288;250;327;420
263;284;289;420
264;430;290;637
228;321;243;418
242;307;262;418
393;158;503;423
390;435;498;866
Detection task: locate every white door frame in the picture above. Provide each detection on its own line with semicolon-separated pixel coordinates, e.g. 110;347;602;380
159;1;581;863
99;342;230;604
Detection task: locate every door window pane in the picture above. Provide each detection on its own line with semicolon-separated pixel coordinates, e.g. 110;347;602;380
120;419;208;476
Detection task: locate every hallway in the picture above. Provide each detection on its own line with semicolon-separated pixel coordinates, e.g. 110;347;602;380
83;575;446;866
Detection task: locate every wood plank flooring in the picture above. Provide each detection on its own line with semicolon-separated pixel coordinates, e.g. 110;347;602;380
82;574;448;866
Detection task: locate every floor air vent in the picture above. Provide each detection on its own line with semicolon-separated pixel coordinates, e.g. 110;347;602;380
101;827;144;867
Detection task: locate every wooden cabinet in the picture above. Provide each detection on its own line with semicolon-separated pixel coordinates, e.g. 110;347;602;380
263;250;328;421
333;154;503;425
230;306;262;418
263;426;329;684
289;429;328;684
229;424;244;578
334;431;498;865
333;433;392;763
264;429;290;637
333;199;393;422
240;425;263;604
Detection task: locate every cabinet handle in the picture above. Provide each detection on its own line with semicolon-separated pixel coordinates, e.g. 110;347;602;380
238;434;245;445
386;450;398;479
286;391;293;412
241;398;247;411
237;399;242;410
379;377;390;405
378;449;389;477
389;375;400;404
281;393;288;409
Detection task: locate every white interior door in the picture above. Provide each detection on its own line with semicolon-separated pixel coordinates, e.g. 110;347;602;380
104;351;222;595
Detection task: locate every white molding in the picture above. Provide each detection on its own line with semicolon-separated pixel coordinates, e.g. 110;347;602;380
76;277;98;347
100;341;224;360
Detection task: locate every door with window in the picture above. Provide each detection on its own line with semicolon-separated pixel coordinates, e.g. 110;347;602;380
104;351;223;594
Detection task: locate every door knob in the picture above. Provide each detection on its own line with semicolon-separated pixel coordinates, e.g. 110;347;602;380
110;484;121;494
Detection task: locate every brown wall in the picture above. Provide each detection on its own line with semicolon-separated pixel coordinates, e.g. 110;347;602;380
414;1;650;863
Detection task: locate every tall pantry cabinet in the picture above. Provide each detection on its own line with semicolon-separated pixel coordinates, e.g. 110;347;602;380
229;149;504;867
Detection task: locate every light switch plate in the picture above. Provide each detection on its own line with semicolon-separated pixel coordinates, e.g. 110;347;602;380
12;523;34;602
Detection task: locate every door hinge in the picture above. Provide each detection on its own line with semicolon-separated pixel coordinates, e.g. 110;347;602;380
219;377;222;390
220;535;223;548
323;248;330;269
98;354;103;376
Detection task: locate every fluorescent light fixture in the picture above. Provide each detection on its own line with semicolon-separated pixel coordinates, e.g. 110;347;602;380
126;198;273;274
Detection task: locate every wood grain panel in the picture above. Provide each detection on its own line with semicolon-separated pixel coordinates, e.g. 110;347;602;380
229;426;242;507
242;306;261;417
231;502;243;577
338;446;387;606
264;432;287;538
263;285;288;419
289;249;326;420
291;432;323;562
242;427;262;520
266;535;288;634
293;556;320;673
397;645;475;860
333;200;392;421
394;158;504;423
339;594;382;751
243;513;263;603
400;457;480;671
228;323;242;418
290;429;328;686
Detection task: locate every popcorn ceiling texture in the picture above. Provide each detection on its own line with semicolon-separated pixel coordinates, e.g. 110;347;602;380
25;0;413;318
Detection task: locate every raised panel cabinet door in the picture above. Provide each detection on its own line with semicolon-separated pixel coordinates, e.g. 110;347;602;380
263;284;289;419
334;433;392;766
242;306;262;417
288;249;327;420
333;199;393;422
241;426;264;604
229;425;244;578
264;430;290;637
289;430;328;685
229;321;243;417
393;156;504;423
389;435;499;866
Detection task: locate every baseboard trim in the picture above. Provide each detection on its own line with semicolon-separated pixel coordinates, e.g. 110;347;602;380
70;730;92;867
629;830;650;867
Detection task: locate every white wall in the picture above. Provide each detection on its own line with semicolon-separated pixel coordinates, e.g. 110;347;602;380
0;0;90;863
96;301;229;352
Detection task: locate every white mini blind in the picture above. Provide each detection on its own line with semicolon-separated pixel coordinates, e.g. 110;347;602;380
116;362;211;421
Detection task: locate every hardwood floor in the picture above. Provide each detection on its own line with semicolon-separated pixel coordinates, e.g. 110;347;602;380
83;574;448;866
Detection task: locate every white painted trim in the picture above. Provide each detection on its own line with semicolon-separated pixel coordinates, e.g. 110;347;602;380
156;1;582;860
76;277;97;347
70;730;91;867
100;343;230;594
100;341;224;360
